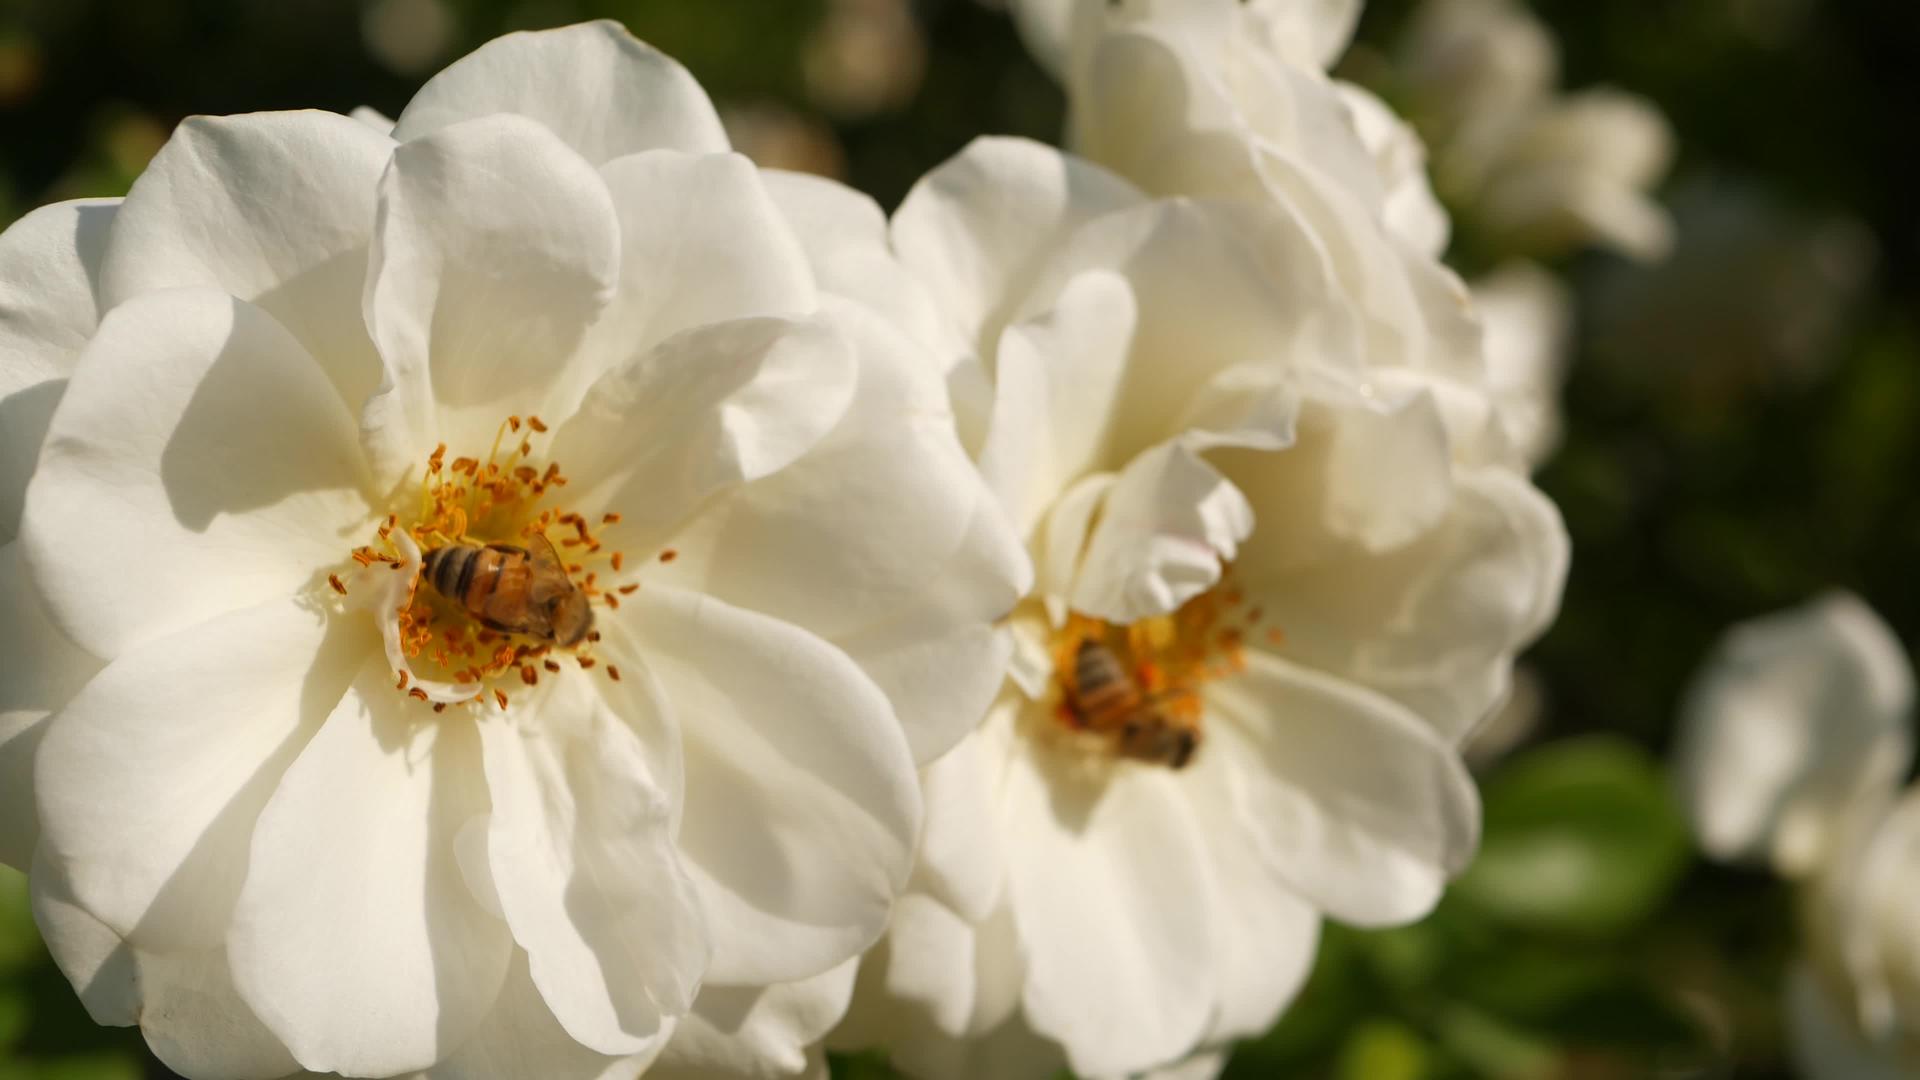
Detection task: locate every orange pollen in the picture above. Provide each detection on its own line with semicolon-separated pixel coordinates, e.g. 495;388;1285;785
659;549;678;563
607;665;622;682
610;552;624;571
578;657;597;670
335;412;651;716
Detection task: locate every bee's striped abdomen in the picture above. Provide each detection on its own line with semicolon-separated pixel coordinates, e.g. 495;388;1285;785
1069;639;1142;730
424;544;478;605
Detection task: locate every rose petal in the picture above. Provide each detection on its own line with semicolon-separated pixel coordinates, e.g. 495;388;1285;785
1676;592;1915;877
97;111;392;412
758;168;947;352
1207;652;1480;926
1002;741;1215;1077
427;949;667;1080
1067;441;1254;624
478;675;705;1056
666;304;1028;762
33;598;369;950
653;960;859;1079
0;543;99;870
361;113;620;475
892;137;1143;350
577;150;816;402
22;288;374;658
552;314;855;546
0;198;116;542
393;20;728;164
229;655;511;1076
619;585;920;985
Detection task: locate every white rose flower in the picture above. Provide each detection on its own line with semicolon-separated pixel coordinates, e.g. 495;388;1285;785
1675;591;1914;878
1394;0;1675;261
1676;592;1920;1079
1;21;1024;1080
823;135;1568;1079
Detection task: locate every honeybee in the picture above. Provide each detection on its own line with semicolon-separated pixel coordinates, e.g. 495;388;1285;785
422;533;593;647
1063;638;1202;769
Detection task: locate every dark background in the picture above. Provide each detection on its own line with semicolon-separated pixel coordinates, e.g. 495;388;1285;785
3;0;1917;1076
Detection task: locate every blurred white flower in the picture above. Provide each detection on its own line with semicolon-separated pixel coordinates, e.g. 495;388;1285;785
1;21;1024;1080
1675;591;1914;878
1793;788;1920;1079
821;133;1567;1079
1473;261;1573;471
1678;592;1920;1079
1394;0;1675;260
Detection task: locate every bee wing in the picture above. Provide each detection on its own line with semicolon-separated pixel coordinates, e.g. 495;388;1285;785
525;532;576;603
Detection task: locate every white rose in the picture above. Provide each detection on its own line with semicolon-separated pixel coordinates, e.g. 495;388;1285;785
1;21;1024;1080
1396;0;1675;260
826;135;1568;1078
1675;591;1914;878
1676;592;1920;1078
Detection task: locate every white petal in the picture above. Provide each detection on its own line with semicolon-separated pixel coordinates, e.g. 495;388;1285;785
361;113;620;473
667;304;1029;763
229;656;511;1076
654;961;859;1079
621;585;920;985
0;198;115;542
877;893;1025;1042
97;111;393;412
1246;0;1361;68
915;731;1009;925
977;270;1138;537
582;151;816;395
1003;741;1215;1077
892;137;1143;349
1474;261;1572;470
1676;592;1915;877
758;168;947;352
1208;653;1481;926
29;852;138;1027
350;105;396;134
1022;198;1362;461
478;680;704;1056
1178;751;1321;1042
33;598;369;950
429;949;667;1080
393;20;728;164
138;946;302;1080
1245;465;1569;741
1068;440;1254;624
22;288;373;658
0;543;99;870
552;314;855;546
1219;378;1456;578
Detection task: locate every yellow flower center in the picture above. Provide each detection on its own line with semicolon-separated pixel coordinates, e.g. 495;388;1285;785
330;414;664;713
1045;583;1279;770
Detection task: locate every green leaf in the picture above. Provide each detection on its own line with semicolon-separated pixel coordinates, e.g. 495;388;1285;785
1453;737;1691;937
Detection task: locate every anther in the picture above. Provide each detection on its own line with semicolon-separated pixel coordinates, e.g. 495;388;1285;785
578;657;597;669
659;549;678;563
409;687;430;702
521;665;538;686
618;584;639;595
528;416;548;433
328;574;348;595
396;670;410;691
543;659;562;673
494;689;510;710
607;665;622;682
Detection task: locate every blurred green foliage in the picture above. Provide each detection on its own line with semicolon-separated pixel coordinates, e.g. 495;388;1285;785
2;0;1917;1077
